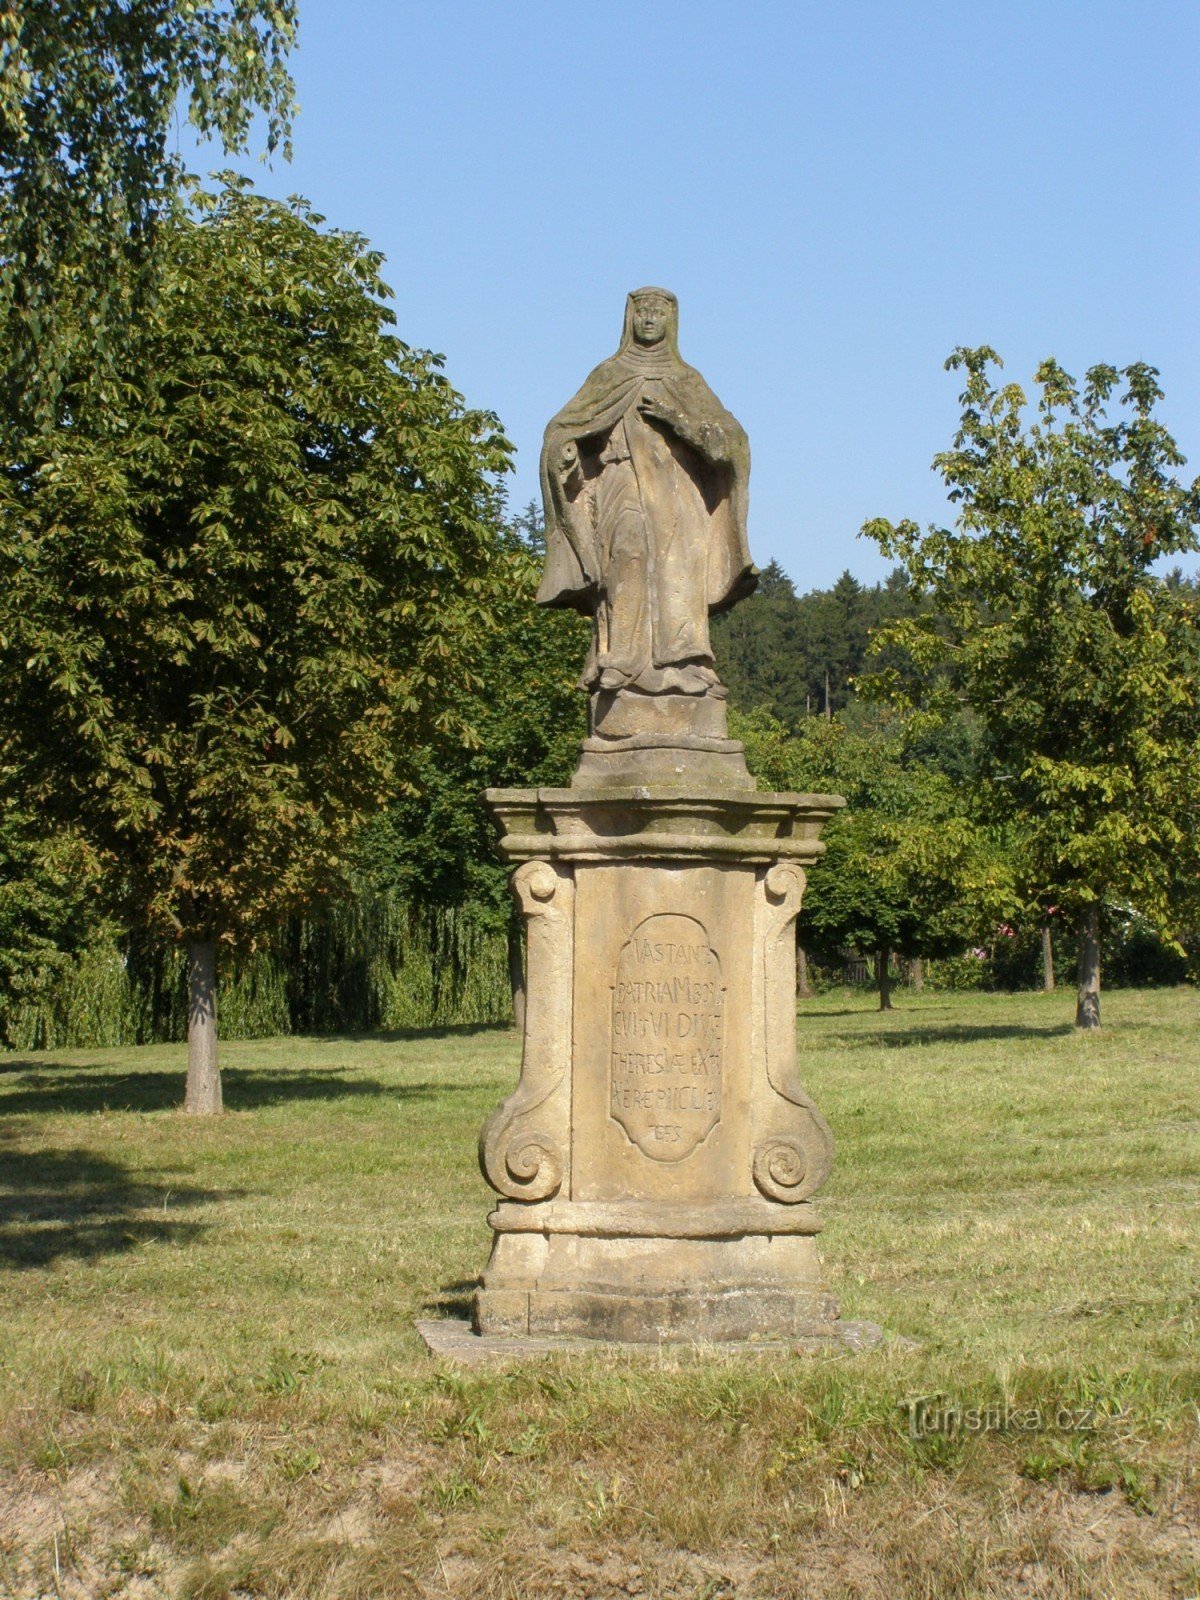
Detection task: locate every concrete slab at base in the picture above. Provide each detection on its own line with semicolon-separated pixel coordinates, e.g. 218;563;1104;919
416;1317;886;1367
474;1284;839;1343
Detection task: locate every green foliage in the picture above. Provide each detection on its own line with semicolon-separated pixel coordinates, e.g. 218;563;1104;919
0;180;513;958
357;502;587;929
736;708;1013;972
0;898;511;1050
863;349;1200;949
714;562;923;725
965;906;1192;993
0;804;118;1046
1;940;145;1051
801;724;1013;971
923;951;991;992
282;894;510;1032
724;704;807;792
0;0;297;424
1103;908;1191;987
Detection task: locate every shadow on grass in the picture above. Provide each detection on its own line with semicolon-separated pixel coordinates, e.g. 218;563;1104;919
798;1005;951;1018
823;1021;1076;1049
0;1067;432;1115
322;1021;515;1044
0;1133;237;1270
423;1278;480;1320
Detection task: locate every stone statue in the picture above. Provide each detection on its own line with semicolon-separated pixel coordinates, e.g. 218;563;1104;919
538;288;757;715
460;289;860;1353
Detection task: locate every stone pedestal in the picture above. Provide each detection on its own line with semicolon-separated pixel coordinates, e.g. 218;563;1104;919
473;775;847;1344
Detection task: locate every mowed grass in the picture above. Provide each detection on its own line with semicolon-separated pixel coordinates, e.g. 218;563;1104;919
0;988;1197;1600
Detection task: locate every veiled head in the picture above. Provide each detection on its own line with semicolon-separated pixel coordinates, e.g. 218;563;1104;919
622;287;679;358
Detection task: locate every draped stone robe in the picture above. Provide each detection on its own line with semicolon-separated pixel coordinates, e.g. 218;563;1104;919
537;290;756;697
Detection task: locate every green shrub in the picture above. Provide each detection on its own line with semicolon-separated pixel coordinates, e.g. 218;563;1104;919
925;952;990;992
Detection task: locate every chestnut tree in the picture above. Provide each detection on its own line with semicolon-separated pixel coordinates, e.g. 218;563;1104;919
0;181;511;1108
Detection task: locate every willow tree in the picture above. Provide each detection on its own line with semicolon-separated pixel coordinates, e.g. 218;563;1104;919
0;181;511;1109
865;350;1200;1028
0;0;297;426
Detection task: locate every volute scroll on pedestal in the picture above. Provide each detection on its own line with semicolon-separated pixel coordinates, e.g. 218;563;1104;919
477;860;573;1202
751;862;835;1204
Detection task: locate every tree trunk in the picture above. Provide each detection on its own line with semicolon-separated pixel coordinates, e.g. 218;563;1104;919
876;947;893;1011
185;938;222;1115
1075;906;1101;1029
910;957;923;993
796;942;812;1000
824;667;832;722
1041;923;1055;992
507;915;526;1033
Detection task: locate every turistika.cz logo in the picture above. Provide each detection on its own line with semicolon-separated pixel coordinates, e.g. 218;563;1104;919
899;1394;1105;1440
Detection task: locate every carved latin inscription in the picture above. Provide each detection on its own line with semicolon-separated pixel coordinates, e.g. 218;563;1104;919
610;913;723;1161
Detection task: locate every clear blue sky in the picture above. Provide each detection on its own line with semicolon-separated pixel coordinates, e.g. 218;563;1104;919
187;0;1200;591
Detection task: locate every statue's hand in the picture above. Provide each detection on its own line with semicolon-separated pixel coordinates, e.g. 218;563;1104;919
698;420;729;462
637;391;682;430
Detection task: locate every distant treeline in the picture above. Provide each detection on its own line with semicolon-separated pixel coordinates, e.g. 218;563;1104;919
718;557;1199;732
714;560;920;724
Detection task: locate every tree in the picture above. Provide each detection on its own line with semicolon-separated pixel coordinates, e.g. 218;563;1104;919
355;503;588;1027
0;806;110;1048
712;559;803;724
714;561;928;729
0;180;512;1109
735;709;1012;1009
864;349;1200;1027
0;0;297;424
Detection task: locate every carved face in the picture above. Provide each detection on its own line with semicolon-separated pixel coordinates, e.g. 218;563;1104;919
630;296;670;347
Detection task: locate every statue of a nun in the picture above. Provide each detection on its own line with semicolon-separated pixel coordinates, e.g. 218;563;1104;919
538;288;757;703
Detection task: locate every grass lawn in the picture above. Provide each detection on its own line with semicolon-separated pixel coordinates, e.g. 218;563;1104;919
1;987;1197;1599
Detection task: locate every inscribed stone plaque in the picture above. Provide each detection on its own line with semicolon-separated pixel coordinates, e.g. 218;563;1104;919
609;913;723;1160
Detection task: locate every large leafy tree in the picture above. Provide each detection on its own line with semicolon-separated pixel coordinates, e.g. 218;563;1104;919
864;349;1200;1027
0;0;297;423
0;180;512;1109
